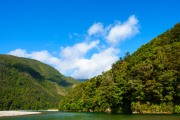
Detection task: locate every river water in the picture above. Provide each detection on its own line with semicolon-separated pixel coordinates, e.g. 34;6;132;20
0;112;180;120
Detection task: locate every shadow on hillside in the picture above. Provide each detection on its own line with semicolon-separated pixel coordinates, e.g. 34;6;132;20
48;76;73;87
12;63;44;80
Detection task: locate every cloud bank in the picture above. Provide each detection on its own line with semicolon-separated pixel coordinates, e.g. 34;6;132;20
9;15;139;79
88;22;104;36
106;15;139;45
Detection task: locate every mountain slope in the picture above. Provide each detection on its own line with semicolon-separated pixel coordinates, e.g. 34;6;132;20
59;23;180;113
0;55;78;110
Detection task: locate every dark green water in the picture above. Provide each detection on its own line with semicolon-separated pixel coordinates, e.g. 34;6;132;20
0;112;180;120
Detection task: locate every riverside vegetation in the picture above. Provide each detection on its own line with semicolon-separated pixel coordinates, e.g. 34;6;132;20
58;23;180;114
0;55;78;110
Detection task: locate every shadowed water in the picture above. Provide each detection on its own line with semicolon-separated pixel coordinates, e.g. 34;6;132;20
0;112;180;120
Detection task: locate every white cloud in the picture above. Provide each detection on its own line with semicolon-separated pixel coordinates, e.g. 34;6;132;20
9;49;28;57
60;40;99;60
57;40;100;74
29;51;60;65
8;15;139;79
106;15;139;45
9;49;62;70
71;47;119;79
88;22;104;36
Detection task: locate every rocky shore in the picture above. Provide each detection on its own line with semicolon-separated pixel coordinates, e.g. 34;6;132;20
0;111;41;117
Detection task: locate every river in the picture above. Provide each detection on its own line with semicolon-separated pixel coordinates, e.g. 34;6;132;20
0;112;180;120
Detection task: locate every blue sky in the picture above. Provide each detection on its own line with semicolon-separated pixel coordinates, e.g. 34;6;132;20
0;0;180;79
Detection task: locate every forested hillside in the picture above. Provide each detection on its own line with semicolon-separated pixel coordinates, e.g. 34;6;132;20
59;23;180;114
0;55;78;110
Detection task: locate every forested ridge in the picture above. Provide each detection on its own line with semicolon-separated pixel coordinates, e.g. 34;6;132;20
58;23;180;114
0;55;78;110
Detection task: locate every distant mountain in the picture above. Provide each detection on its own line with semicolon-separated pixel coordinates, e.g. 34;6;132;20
77;79;88;82
59;23;180;114
0;55;79;110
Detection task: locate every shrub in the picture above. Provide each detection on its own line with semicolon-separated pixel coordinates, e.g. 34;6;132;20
174;105;180;113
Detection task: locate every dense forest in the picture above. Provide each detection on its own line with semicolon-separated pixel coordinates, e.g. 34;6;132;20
0;55;78;110
58;23;180;114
